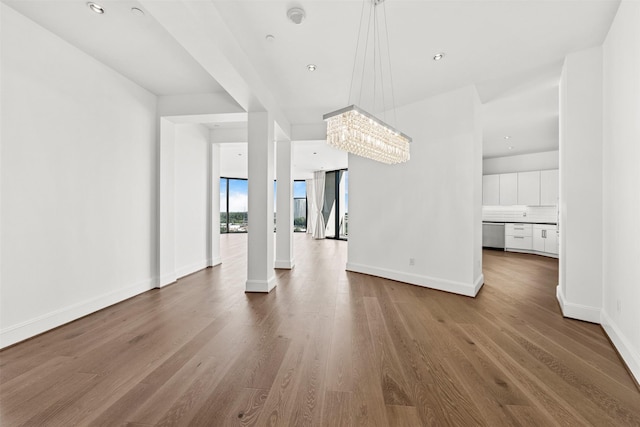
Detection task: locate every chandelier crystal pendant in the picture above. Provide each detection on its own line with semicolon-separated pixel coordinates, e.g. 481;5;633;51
324;0;411;164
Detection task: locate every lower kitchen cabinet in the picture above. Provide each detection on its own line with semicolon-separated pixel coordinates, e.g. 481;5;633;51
505;223;558;257
505;223;533;250
533;224;558;255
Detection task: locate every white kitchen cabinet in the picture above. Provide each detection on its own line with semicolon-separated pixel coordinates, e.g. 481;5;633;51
499;173;518;206
506;223;533;250
533;224;559;254
482;174;500;205
517;171;540;205
540;169;559;206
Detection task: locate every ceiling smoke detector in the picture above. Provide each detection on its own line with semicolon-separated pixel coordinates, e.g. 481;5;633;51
287;7;306;25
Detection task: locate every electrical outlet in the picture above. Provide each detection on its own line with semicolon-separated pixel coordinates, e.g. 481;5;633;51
409;258;415;266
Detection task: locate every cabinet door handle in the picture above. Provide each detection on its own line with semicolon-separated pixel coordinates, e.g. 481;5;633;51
514;227;524;230
514;236;524;239
542;230;546;238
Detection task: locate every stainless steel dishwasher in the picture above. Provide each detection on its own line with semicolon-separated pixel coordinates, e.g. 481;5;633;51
483;222;505;249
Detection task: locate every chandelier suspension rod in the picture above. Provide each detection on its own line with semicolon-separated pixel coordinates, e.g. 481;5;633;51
358;0;374;107
348;0;367;106
382;0;398;129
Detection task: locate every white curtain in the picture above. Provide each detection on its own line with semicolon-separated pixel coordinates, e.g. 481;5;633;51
306;178;315;235
312;171;326;239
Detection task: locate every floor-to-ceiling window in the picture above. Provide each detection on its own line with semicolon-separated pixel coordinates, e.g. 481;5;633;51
220;178;308;234
323;169;348;240
220;178;248;233
293;180;307;232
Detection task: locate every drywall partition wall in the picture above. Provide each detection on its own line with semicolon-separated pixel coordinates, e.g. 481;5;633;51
174;124;210;278
347;86;484;297
601;0;640;383
557;47;603;323
483;150;559;175
0;5;157;348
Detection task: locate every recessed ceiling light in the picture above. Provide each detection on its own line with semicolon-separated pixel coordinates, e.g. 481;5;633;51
504;135;511;140
131;7;144;16
307;64;317;72
313;152;317;155
265;34;275;42
433;52;445;61
87;2;105;14
287;7;306;25
508;146;514;150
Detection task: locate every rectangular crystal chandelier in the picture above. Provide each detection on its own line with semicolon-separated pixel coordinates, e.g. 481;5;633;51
324;0;411;165
324;105;411;164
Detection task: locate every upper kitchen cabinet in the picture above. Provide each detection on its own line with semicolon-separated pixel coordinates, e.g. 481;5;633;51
482;174;500;205
517;171;540;205
540;169;559;205
499;173;518;206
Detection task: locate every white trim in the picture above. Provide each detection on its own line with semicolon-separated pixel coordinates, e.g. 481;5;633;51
208;257;222;267
0;278;155;349
158;273;177;288
245;276;276;293
601;309;640;385
505;248;558;259
346;262;484;297
555;285;601;323
274;259;295;270
176;260;209;280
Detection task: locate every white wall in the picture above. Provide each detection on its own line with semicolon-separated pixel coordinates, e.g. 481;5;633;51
483;150;558;175
347;86;483;297
601;0;640;383
557;46;603;323
0;5;157;347
174;124;210;278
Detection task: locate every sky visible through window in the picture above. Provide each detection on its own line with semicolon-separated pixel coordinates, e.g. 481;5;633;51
221;179;309;213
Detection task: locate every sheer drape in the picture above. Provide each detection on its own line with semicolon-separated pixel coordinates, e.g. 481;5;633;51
312;171;326;239
306;178;315;235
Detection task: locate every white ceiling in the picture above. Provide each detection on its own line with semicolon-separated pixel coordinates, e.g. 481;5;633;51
4;0;225;96
3;0;621;165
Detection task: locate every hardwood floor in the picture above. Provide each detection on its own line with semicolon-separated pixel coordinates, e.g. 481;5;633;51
1;234;639;426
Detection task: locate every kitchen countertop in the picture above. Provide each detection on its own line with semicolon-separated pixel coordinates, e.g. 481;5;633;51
482;221;558;225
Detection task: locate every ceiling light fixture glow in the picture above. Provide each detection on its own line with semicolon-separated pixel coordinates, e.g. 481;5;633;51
323;0;410;164
307;64;317;72
433;53;445;61
504;135;511;140
508;146;514;150
87;2;104;14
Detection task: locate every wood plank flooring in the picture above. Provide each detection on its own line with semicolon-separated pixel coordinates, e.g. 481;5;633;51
1;234;639;426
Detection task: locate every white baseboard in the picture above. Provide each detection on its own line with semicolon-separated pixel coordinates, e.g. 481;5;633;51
505;248;558;259
600;309;640;385
158;273;177;288
176;260;209;280
208;257;222;267
274;258;295;270
246;276;276;293
345;262;484;297
555;285;601;323
0;278;155;349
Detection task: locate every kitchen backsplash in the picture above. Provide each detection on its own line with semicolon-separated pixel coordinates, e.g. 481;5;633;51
483;205;558;224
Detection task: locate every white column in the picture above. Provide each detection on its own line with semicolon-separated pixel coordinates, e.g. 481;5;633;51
275;139;295;269
208;142;222;267
246;111;276;292
557;46;603;323
158;118;176;287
